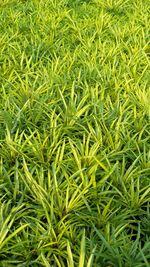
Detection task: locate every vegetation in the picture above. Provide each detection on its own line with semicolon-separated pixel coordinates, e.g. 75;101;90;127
0;0;150;266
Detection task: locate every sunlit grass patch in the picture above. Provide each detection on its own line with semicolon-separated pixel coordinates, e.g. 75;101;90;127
0;0;150;266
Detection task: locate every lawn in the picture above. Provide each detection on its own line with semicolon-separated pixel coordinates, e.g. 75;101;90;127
0;0;150;266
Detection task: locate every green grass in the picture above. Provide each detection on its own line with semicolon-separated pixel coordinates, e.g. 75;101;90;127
0;0;150;266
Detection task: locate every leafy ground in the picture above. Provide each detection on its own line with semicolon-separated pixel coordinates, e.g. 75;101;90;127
0;0;150;266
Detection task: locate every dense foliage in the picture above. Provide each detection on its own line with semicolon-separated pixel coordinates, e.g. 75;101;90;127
0;0;150;266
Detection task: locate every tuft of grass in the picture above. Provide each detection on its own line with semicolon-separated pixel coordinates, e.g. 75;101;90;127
0;0;150;266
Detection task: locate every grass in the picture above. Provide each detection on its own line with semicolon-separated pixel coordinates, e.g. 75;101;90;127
0;0;150;266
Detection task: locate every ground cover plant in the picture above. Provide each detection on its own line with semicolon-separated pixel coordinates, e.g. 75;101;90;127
0;0;150;266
